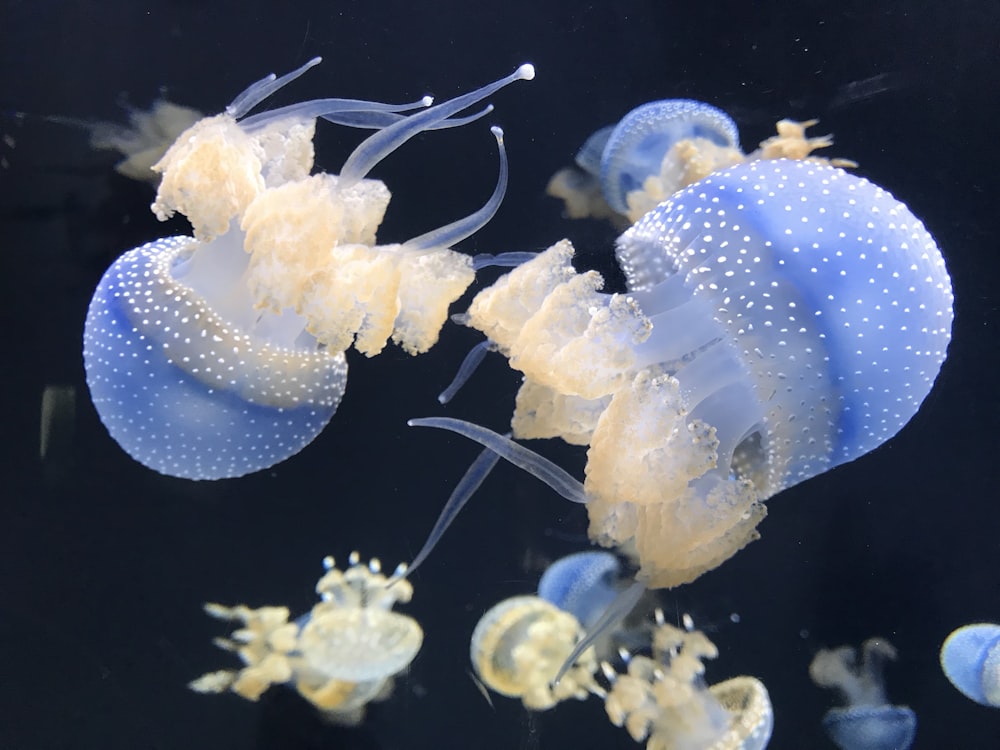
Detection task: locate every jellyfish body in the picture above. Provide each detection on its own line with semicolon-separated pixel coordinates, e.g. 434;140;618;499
940;623;1000;707
417;158;952;588
604;617;773;750
809;638;916;750
84;59;532;479
599;99;739;214
537;550;621;631
470;594;604;710
190;552;422;726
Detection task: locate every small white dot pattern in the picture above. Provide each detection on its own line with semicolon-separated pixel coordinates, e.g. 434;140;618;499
618;160;953;493
83;236;348;480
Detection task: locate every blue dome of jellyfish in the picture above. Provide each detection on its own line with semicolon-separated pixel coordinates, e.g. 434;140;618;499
940;623;1000;707
537;550;621;630
596;99;739;213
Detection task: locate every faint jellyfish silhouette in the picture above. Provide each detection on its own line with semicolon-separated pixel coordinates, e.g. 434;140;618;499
190;552;422;726
83;57;533;479
413;158;953;589
940;623;1000;707
809;637;916;750
603;611;773;750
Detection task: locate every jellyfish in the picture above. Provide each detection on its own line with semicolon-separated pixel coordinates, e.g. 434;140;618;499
548;98;853;224
537;550;622;631
470;594;605;710
602;612;773;750
190;552;422;726
940;622;1000;707
413;158;953;589
809;638;916;750
83;58;534;479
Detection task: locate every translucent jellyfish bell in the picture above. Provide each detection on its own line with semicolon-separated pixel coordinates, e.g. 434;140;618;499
190;552;421;726
470;594;605;710
413;158;953;588
537;550;622;631
599;99;739;214
809;638;916;750
83;59;533;479
940;623;1000;707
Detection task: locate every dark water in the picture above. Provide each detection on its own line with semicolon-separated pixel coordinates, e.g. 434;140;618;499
1;1;998;748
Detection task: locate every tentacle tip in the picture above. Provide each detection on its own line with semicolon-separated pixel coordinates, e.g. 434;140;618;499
421;95;434;107
516;63;536;81
307;56;322;67
490;125;504;141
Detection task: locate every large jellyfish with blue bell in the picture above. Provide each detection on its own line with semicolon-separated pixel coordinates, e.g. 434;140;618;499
413;154;953;589
82;58;534;479
940;623;1000;707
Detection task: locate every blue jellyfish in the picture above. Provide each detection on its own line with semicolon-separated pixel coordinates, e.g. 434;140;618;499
412;158;953;588
940;623;1000;707
83;59;533;479
598;99;739;213
809;638;916;750
537;550;621;631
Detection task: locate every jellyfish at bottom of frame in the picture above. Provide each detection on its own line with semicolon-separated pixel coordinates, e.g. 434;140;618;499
189;552;422;726
470;595;605;711
603;615;772;750
940;622;1000;707
414;158;952;590
809;638;916;750
83;57;532;479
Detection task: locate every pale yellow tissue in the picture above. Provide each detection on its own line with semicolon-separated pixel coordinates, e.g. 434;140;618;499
546;167;622;223
300;244;403;355
511;378;611;445
252;118;317;187
466;239;579;352
392;248;476;355
152;114;265;241
584;371;765;588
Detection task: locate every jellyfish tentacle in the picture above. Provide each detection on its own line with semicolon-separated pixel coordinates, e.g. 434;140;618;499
438;341;493;404
408;417;587;504
226;56;323;119
405;126;508;251
401;442;502;580
340;63;534;184
472;251;539;270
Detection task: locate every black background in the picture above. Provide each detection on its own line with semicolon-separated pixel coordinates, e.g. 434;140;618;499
1;0;998;748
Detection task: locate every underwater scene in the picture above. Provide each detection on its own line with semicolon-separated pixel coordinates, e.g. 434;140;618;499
2;0;998;748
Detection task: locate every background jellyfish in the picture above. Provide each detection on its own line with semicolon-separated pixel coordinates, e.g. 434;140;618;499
603;612;773;750
548;98;853;225
83;59;532;479
415;158;953;588
940;623;1000;707
190;552;422;726
809;638;916;750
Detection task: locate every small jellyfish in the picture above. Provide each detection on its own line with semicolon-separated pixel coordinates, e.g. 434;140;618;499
809;638;916;750
603;613;773;750
549;99;851;224
83;58;533;479
537;550;622;631
190;552;422;726
940;622;1000;707
470;594;605;710
414;158;953;588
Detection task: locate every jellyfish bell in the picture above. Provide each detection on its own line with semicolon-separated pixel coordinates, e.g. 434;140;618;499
413;157;953;589
83;58;534;479
940;622;1000;707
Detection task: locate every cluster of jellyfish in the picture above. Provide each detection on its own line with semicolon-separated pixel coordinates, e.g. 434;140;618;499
81;57;960;747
